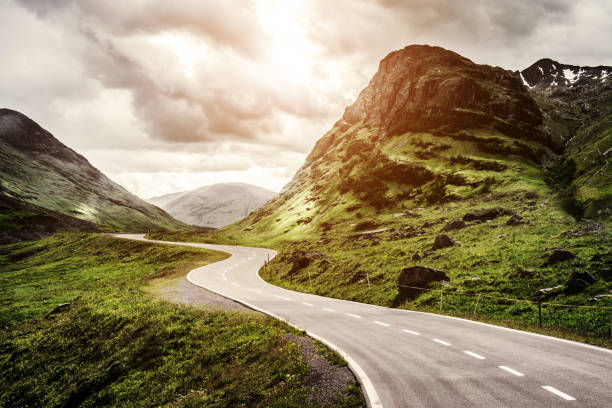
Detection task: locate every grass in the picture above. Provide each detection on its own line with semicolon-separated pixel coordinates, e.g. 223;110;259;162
147;125;612;348
0;233;363;407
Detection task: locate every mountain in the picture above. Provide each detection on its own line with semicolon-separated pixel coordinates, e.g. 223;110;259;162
520;59;612;217
0;109;185;232
183;45;611;337
147;183;276;228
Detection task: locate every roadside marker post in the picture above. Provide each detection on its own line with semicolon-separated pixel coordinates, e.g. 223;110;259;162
539;301;544;328
440;289;443;311
472;294;481;318
367;273;371;290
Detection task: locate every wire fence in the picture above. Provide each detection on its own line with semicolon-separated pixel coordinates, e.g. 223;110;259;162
263;262;612;340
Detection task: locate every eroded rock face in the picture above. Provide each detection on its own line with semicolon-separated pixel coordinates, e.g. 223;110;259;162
342;45;542;138
397;266;450;299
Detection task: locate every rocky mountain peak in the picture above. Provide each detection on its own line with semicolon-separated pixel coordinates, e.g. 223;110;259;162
521;58;612;90
342;44;542;137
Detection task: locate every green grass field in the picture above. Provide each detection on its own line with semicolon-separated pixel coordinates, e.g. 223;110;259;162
148;127;612;348
0;234;363;407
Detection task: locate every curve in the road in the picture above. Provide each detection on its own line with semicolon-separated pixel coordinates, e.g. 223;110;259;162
114;234;612;408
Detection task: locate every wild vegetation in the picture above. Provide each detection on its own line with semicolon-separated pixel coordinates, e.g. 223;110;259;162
0;234;363;407
147;48;611;348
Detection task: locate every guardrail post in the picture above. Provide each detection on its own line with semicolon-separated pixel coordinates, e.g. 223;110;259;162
472;294;481;318
538;301;542;328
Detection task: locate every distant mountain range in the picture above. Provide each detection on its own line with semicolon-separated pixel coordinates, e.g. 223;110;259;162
0;109;185;234
147;183;276;228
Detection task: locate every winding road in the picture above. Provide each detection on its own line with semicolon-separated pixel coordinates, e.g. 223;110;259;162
115;234;612;408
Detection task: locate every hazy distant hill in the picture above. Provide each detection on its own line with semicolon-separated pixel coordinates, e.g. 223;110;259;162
0;108;185;232
148;183;276;228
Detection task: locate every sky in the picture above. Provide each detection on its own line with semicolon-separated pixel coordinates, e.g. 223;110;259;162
1;0;611;198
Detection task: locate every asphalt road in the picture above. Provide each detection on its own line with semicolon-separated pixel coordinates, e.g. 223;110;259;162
115;234;612;408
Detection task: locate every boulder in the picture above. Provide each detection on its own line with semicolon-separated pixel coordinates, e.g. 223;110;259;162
397;266;450;299
546;249;575;265
412;252;421;261
442;219;466;231
565;271;595;294
432;233;455;250
537;285;564;298
506;215;526;226
462;207;514;222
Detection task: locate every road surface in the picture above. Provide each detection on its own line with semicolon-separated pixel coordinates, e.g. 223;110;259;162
115;234;612;408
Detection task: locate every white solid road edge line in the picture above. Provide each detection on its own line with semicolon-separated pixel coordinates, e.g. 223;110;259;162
498;366;524;376
464;351;485;360
234;232;611;359
541;386;576;401
184;264;383;408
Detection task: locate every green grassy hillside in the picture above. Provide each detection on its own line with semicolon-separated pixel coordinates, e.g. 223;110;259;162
0;109;186;232
148;46;612;345
0;234;363;407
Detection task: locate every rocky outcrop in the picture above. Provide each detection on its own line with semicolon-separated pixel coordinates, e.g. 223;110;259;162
565;271;595;294
343;45;543;141
506;215;526;226
462;207;514;223
432;233;455;250
442;219;466;231
545;249;575;265
397;266;449;299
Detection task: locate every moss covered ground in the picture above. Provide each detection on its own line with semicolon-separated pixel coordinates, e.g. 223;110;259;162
148;126;612;348
0;234;363;407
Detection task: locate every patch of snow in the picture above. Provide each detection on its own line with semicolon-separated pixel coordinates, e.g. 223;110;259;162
520;72;534;89
601;70;610;80
538;66;544;75
563;68;579;83
552;64;556;69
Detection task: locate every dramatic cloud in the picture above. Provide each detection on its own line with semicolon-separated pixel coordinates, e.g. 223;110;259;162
1;0;611;196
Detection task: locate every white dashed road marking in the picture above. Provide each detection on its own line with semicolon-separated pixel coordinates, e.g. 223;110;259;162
323;308;336;312
346;313;362;319
248;288;261;293
274;295;292;301
402;329;421;336
373;321;390;327
498;366;524;377
464;351;485;360
303;302;314;307
231;283;240;287
542;386;576;401
433;338;451;346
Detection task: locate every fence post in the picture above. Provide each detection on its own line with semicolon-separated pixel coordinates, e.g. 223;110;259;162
538;301;542;328
472;294;481;319
366;273;371;290
440;289;443;311
308;270;312;290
